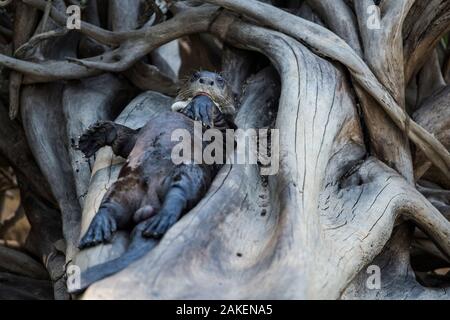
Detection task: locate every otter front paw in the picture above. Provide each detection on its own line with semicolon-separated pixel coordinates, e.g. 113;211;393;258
141;212;179;239
78;121;117;158
181;95;218;128
78;209;118;249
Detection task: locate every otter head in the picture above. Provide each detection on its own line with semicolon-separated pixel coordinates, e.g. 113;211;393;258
175;71;235;115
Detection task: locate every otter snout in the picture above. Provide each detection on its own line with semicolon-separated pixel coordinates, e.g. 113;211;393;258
199;77;215;86
190;71;226;89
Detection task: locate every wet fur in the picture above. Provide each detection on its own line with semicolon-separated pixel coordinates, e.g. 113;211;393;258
74;72;236;293
74;110;230;293
173;70;236;116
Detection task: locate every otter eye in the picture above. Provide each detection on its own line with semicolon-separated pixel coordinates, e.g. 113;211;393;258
216;76;225;87
191;72;201;82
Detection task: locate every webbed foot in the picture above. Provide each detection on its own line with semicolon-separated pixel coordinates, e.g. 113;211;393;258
79;208;118;249
141;211;180;239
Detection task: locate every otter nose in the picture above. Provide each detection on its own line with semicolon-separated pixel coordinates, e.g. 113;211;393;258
199;78;214;86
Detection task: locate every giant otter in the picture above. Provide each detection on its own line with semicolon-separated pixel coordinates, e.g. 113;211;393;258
171;70;236;127
73;71;236;291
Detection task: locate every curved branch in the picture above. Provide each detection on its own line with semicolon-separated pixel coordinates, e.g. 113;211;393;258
14;28;69;59
413;86;450;187
64;6;221;73
0;6;219;83
353;0;415;182
403;0;450;82
402;195;450;259
306;0;362;56
23;0;127;46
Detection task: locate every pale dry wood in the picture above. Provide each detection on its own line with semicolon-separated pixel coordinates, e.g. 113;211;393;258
342;226;449;299
306;0;362;56
413;86;450;187
354;0;414;182
403;0;450;83
81;19;450;299
204;0;450;194
18;3;82;262
108;0;141;32
308;0;415;184
221;46;256;100
350;2;418;287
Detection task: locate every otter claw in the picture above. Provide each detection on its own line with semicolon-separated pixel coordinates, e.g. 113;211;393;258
142;213;177;239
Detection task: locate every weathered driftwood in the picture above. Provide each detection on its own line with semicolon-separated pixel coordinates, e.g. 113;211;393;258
413;86;450;188
16;0;448;182
403;0;450;83
0;0;448;300
62;73;136;207
82;20;450;298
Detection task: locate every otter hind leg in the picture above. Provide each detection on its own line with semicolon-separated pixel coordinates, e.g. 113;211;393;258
142;186;187;239
79;175;145;249
78;121;140;158
78;203;120;249
142;166;212;239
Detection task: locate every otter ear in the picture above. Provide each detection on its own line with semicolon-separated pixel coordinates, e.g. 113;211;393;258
171;100;190;112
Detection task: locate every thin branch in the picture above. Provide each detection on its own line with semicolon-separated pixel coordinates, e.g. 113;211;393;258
306;0;362;57
23;0;124;46
14;28;69;59
23;0;204;47
0;6;219;83
353;0;415;182
403;194;450;259
404;0;450;82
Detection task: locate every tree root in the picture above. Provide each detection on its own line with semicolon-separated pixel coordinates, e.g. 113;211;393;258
204;0;450;194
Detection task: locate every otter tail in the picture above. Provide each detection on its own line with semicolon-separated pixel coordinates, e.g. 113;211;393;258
71;230;158;294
